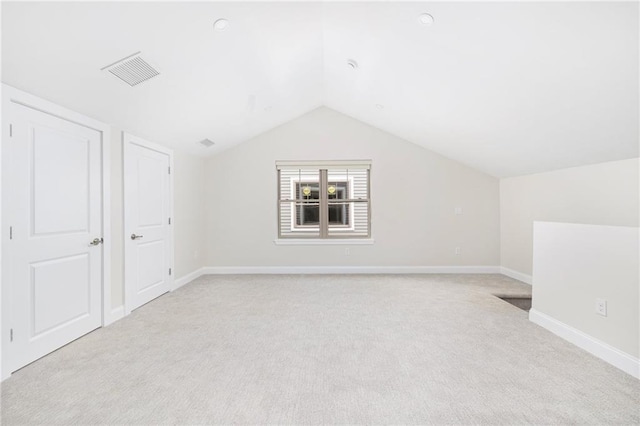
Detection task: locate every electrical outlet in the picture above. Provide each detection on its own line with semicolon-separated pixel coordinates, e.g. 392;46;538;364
455;247;461;255
595;298;607;316
345;248;350;256
454;207;463;215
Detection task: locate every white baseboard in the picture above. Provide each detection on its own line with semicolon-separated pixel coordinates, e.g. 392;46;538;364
202;265;501;275
173;267;207;290
104;268;207;327
500;267;533;285
529;309;639;379
103;305;125;326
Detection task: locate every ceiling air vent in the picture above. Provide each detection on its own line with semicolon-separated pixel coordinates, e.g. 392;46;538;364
101;52;160;87
199;139;215;148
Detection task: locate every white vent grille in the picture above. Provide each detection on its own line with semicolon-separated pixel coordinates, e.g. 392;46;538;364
199;139;215;148
102;52;159;87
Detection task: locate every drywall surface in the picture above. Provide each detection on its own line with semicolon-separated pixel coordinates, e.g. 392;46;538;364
500;158;639;277
532;221;639;358
110;129;124;309
204;107;500;267
173;150;206;278
110;130;205;309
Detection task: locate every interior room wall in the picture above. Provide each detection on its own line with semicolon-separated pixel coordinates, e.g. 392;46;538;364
500;158;640;279
204;107;500;268
173;150;206;279
531;221;639;374
110;128;206;309
110;129;125;309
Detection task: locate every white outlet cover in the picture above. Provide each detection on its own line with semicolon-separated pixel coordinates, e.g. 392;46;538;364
454;207;463;215
595;298;607;316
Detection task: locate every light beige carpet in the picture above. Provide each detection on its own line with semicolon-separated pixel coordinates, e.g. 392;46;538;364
1;274;638;425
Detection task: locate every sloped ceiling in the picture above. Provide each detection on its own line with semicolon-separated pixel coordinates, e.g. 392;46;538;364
2;1;638;177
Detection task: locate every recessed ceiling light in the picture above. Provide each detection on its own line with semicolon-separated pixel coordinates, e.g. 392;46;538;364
376;104;384;109
213;18;229;31
418;13;434;26
198;138;215;148
347;59;358;70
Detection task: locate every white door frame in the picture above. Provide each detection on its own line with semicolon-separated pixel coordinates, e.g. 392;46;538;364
122;132;174;315
1;84;112;380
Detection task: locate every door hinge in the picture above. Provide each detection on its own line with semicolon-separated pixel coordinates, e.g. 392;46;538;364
168;217;171;225
10;329;13;342
168;166;171;174
169;268;172;276
9;124;13;137
9;226;13;240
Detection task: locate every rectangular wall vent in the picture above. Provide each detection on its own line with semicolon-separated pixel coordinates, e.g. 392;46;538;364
199;139;215;148
101;52;160;87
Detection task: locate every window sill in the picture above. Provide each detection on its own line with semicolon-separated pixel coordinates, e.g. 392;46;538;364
274;238;375;245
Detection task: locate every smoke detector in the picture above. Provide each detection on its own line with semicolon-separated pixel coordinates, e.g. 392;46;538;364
199;139;215;148
418;13;434;26
101;52;160;87
213;18;229;31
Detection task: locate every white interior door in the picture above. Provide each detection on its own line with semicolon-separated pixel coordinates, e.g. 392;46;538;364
124;133;173;312
3;102;103;373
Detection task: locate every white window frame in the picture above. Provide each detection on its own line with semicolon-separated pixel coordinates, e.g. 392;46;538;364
276;160;372;244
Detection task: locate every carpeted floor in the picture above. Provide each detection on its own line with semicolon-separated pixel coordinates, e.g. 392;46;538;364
1;274;638;425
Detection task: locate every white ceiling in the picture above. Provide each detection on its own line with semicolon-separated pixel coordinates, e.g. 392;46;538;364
2;1;638;177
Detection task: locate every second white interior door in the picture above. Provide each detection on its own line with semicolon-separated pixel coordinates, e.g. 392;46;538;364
124;133;173;312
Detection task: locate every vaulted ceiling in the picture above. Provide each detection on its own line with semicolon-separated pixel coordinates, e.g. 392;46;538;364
2;1;638;177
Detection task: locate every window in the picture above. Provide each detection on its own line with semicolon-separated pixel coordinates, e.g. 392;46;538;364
294;181;349;227
277;160;371;239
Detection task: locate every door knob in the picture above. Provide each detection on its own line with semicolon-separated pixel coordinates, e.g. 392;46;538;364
130;234;144;240
89;237;104;246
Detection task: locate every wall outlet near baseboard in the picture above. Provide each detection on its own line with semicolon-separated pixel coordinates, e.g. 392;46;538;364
344;248;350;256
455;247;461;255
595;298;607;316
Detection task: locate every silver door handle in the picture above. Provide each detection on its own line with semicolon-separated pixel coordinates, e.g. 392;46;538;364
89;237;104;246
130;234;144;240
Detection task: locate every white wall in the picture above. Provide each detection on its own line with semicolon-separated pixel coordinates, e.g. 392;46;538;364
109;128;206;308
110;129;125;309
173;150;206;278
530;222;639;376
204;107;500;268
500;158;640;278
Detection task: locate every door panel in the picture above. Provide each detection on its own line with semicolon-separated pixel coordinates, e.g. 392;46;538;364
32;127;89;235
31;254;90;337
124;135;172;312
5;102;103;373
137;240;165;292
137;155;164;227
